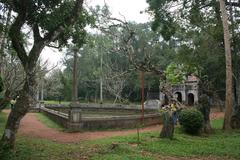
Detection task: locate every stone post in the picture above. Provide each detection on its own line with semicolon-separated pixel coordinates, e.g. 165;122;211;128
69;107;82;123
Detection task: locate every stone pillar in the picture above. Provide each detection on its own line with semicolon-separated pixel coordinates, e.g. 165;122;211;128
194;90;199;104
69;107;82;123
181;91;186;104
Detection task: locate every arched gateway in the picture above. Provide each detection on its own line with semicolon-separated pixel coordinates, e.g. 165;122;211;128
159;75;199;106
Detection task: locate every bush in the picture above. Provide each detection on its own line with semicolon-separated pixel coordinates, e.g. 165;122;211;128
178;108;204;135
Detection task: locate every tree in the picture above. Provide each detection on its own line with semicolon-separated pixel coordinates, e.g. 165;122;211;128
0;6;15;111
0;5;12;77
219;0;233;130
146;0;240;130
197;94;212;133
103;61;129;103
0;0;92;152
0;58;25;112
93;5;166;76
44;69;64;101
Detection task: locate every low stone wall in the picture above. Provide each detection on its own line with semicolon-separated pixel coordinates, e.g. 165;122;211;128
45;103;157;114
40;107;69;128
74;114;162;131
40;105;162;131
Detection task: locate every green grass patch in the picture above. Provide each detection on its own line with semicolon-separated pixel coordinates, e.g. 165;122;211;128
138;129;240;158
1;112;240;160
83;118;240;159
35;113;64;131
211;118;224;129
8;136;91;160
44;100;70;105
0;112;7;133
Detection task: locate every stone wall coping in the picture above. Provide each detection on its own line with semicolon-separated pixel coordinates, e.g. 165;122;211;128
81;113;160;121
45;104;158;111
40;106;68;119
45;103;142;108
41;106;159;122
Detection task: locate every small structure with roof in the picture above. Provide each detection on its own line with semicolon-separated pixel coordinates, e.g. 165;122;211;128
159;75;199;106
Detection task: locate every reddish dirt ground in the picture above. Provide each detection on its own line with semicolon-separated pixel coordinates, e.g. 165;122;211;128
3;110;224;143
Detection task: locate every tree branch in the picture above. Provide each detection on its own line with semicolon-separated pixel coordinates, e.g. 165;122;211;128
27;24;45;68
28;0;84;69
43;0;84;43
46;44;61;49
225;1;240;7
9;8;28;69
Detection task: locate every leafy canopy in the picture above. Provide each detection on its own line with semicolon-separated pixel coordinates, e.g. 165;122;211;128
1;0;95;48
165;63;197;85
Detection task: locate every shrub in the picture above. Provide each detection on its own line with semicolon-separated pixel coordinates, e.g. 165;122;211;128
178;108;204;135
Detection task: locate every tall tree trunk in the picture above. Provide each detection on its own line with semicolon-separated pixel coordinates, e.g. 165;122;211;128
197;94;212;134
1;68;37;149
72;49;78;103
238;76;240;105
229;0;239;107
219;0;233;130
160;112;174;139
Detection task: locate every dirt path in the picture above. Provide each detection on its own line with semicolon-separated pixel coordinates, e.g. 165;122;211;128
18;113;163;143
3;110;224;143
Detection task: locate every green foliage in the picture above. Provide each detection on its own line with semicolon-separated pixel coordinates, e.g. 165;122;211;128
189;4;203;25
146;0;230;99
176;33;226;98
164;62;198;85
2;0;94;49
44;69;65;101
164;63;188;85
54;23;178;102
146;0;178;41
178;108;204;135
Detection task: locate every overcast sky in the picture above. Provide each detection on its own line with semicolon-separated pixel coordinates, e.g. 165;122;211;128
41;0;151;67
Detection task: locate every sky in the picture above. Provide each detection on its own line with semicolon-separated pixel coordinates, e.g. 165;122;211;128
41;0;151;67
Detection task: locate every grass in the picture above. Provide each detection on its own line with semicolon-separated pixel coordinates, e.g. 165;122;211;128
0;111;240;160
44;100;70;105
0;112;7;133
35;113;64;131
88;120;240;159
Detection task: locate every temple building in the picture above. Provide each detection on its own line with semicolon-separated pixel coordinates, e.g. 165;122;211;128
159;75;199;105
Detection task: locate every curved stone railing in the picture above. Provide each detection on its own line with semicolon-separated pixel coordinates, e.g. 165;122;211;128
40;105;162;131
44;103;157;114
40;106;69;128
